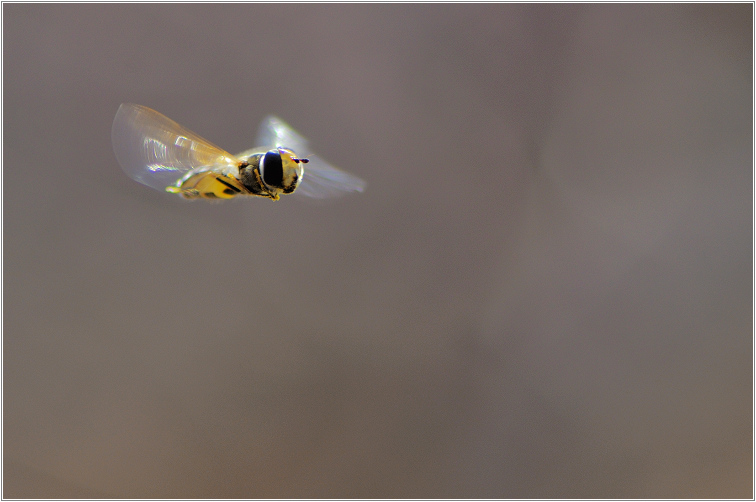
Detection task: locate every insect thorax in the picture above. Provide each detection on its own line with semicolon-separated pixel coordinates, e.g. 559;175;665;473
238;153;273;198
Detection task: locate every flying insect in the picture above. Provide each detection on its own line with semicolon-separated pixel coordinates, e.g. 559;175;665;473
111;103;366;200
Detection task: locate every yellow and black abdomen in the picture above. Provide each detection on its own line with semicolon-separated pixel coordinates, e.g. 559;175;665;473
166;171;247;200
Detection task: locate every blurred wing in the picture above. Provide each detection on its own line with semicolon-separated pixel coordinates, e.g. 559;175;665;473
256;115;309;153
112;103;239;191
298;158;367;198
256;115;366;198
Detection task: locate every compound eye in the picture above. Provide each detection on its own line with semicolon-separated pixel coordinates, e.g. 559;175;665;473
261;150;283;188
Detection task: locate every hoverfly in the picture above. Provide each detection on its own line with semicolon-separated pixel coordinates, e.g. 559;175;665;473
111;103;366;200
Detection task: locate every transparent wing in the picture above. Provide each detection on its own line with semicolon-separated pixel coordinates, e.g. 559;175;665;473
296;158;367;198
112;103;239;191
256;115;310;153
256;115;366;199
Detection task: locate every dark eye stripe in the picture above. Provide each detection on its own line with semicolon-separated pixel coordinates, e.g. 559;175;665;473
262;151;283;188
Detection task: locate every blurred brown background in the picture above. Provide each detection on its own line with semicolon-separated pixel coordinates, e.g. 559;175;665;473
3;3;751;498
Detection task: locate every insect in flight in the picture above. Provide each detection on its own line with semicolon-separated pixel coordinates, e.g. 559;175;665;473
111;103;366;200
